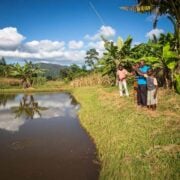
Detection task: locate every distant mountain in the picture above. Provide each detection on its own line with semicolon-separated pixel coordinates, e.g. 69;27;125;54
36;63;67;78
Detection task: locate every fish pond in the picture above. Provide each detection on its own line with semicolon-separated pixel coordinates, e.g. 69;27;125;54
0;93;99;180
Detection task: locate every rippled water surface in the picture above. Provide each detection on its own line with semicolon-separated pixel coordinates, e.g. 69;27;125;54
0;93;99;180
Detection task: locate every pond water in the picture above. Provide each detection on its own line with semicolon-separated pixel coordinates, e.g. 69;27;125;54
0;93;99;180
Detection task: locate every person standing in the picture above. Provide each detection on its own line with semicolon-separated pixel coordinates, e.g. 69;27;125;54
136;69;158;110
144;69;158;110
116;64;129;97
132;63;140;103
137;60;150;107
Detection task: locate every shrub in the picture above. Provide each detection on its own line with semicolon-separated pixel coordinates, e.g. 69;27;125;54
32;77;46;86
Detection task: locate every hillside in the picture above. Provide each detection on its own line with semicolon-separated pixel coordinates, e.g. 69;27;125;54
36;63;67;78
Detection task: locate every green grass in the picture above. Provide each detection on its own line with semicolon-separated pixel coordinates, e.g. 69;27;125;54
72;87;180;180
0;80;69;93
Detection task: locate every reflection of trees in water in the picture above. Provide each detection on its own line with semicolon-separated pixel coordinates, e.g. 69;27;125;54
68;93;78;106
0;94;16;107
11;95;47;119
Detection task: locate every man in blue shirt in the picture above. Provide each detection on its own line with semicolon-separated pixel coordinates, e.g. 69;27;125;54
137;60;150;106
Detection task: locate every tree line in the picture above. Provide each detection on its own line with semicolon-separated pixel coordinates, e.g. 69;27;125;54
0;1;179;92
82;0;180;93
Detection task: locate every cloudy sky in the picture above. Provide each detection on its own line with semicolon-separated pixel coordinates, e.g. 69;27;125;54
0;0;172;65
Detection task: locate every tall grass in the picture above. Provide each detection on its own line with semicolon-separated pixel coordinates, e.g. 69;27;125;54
0;77;20;88
70;74;112;87
73;87;180;179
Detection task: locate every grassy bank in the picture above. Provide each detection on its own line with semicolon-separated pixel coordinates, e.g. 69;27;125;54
73;87;180;179
0;81;69;93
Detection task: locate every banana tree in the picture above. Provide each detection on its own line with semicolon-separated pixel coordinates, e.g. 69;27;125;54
143;43;179;88
116;36;133;66
99;36;134;84
11;61;43;88
99;40;118;84
11;95;47;119
120;0;180;54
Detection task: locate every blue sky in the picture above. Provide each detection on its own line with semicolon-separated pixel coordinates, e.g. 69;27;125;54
0;0;173;65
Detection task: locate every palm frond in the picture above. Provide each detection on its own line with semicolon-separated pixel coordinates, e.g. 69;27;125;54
120;5;153;13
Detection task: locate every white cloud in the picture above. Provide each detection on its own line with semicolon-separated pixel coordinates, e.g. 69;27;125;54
146;28;164;40
68;40;84;49
0;49;86;62
87;40;105;58
25;40;65;52
0;27;25;50
88;40;105;50
84;25;116;41
0;27;86;63
0;26;115;64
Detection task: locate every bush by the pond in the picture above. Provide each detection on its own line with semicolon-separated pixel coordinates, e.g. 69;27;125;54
32;77;47;86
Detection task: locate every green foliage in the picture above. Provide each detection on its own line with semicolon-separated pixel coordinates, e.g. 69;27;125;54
0;57;12;77
37;63;65;79
0;57;6;65
59;64;88;82
117;36;123;51
32;77;46;86
120;0;180;53
174;74;180;94
11;61;44;88
85;48;99;69
98;36;133;84
99;41;118;84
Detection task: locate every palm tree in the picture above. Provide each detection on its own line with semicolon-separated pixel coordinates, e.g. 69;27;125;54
120;0;180;53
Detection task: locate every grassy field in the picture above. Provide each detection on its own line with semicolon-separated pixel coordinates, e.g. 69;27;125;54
0;79;180;179
0;80;69;93
73;87;180;180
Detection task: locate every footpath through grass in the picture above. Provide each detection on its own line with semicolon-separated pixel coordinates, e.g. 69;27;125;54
73;87;180;180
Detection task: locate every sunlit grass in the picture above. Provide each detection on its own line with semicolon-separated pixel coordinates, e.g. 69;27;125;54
73;87;180;180
0;80;69;93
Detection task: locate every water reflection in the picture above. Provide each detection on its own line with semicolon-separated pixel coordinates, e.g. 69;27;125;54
0;94;16;107
11;95;47;119
0;93;99;180
0;93;79;132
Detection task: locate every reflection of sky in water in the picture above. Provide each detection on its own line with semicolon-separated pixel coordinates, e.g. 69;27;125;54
0;93;79;132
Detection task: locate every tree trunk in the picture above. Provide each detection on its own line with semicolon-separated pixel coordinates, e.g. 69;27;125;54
163;67;170;89
177;21;180;55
